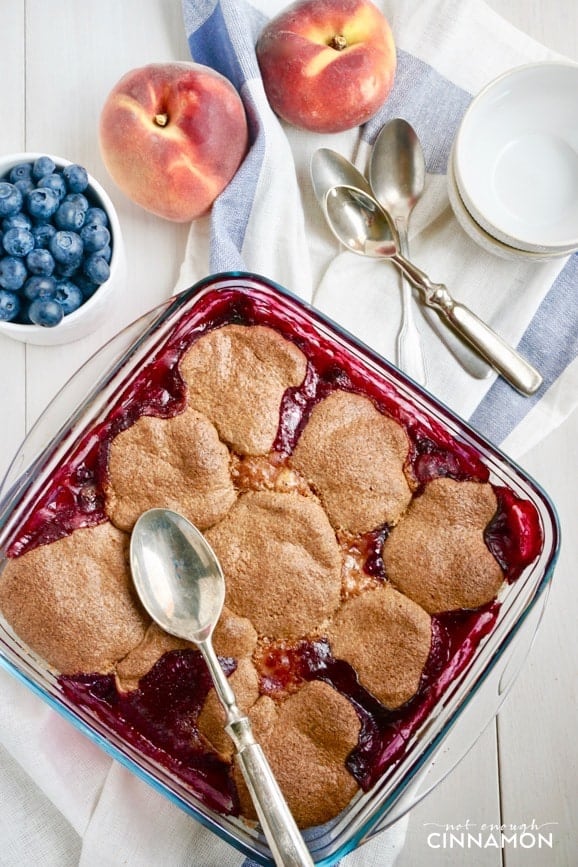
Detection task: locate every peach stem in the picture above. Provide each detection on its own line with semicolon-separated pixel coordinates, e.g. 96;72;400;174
328;34;347;51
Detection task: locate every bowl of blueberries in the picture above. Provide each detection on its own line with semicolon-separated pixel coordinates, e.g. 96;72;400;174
0;152;125;345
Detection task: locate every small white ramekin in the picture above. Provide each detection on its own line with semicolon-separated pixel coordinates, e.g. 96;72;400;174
0;152;125;346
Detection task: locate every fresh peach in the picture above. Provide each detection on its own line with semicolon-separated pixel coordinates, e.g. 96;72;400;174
99;62;249;222
256;0;396;134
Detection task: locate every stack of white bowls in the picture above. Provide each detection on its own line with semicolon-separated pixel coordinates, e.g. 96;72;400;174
448;62;578;261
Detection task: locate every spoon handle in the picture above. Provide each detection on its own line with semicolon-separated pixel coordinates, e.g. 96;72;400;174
392;254;543;395
395;220;427;385
227;718;314;867
200;642;313;866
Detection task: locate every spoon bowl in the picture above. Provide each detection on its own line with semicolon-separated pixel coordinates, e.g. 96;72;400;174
310;147;371;207
370;119;426;226
324;185;542;396
130;508;313;867
130;508;224;643
324;184;398;257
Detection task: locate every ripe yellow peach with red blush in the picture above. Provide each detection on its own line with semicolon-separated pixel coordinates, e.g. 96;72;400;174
99;62;249;222
256;0;396;133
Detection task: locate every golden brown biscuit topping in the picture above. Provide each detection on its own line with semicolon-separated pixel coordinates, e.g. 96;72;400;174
383;477;503;613
205;490;342;639
198;658;260;760
0;522;148;675
179;324;307;455
234;681;361;828
328;584;431;708
105;408;236;532
291;390;413;534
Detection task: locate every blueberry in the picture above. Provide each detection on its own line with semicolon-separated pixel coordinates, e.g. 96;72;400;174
50;230;83;265
22;275;57;302
0;182;24;218
54;261;80;278
8;163;33;185
28;296;64;327
2;227;35;258
2;212;32;232
31;223;56;249
0;289;22;322
54;199;86;231
83;253;110;285
74;272;99;300
99;244;112;263
84;207;108;226
63;164;89;194
38;172;67;201
32;155;56;181
0;256;27;290
26;187;60;221
63;193;89;213
14;178;35;196
55;280;83;315
26;247;55;276
80;222;110;253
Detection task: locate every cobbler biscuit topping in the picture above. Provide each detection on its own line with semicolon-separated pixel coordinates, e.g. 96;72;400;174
105;408;236;532
0;522;148;674
179;324;307;455
205;490;342;638
291;389;413;533
234;680;362;828
327;584;432;708
383;477;504;612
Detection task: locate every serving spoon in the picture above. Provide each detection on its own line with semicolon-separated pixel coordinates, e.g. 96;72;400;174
369;118;427;384
130;508;314;867
323;185;542;396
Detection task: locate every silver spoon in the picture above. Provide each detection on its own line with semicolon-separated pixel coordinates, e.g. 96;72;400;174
323;185;542;396
130;508;314;867
369;119;427;384
310;147;372;204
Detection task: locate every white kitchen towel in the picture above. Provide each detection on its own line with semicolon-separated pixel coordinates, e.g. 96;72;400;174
1;2;577;867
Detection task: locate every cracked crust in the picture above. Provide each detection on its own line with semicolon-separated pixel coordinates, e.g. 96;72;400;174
179;324;307;455
291;390;412;533
104;408;237;532
383;477;503;613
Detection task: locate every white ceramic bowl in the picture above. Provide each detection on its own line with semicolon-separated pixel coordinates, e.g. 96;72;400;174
0;152;125;346
447;144;575;262
454;62;578;253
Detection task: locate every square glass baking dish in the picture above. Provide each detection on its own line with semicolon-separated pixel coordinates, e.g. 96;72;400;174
0;272;560;865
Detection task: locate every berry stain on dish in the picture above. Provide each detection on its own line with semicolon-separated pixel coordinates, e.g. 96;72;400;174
0;286;544;828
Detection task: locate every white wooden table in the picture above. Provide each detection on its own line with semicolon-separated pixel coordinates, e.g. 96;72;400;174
1;2;576;865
